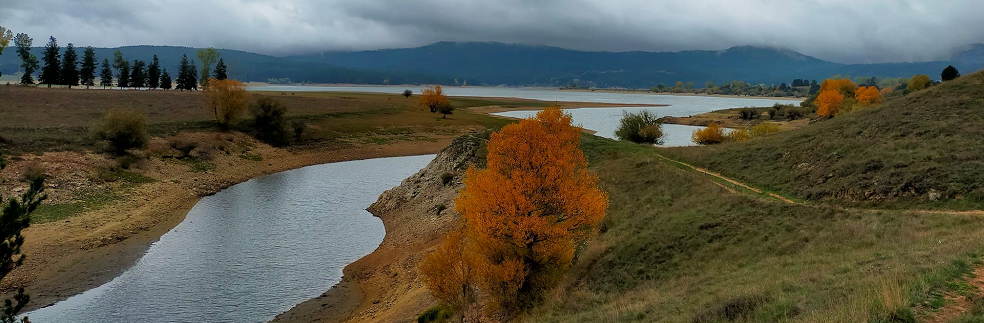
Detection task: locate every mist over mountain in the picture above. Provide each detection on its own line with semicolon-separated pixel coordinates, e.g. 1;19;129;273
3;42;982;88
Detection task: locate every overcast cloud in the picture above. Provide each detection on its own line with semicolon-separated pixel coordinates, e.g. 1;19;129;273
2;0;982;63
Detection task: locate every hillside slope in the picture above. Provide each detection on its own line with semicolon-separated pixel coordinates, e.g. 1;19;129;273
520;136;984;322
665;70;984;209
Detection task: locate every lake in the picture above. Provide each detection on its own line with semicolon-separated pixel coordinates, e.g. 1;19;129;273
251;85;800;146
26;155;435;323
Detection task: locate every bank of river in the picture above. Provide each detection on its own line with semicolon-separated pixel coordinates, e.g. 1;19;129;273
27;155;435;323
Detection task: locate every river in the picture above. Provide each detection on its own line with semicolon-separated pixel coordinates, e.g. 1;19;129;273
26;155;434;323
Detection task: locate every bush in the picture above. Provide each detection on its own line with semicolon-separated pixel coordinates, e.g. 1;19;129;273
441;172;454;186
95;109;149;155
749;122;781;137
615;110;664;144
692;123;726;145
738;108;758;120
767;108;778;119
250;97;290;146
291;121;306;141
785;108;805;120
725;128;750;142
21;162;45;182
417;305;453;323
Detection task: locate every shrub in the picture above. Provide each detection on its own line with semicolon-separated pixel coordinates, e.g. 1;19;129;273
725;128;750;142
749;122;781;137
417;305;453;323
767;108;778;119
441;172;454;186
692;123;726;145
738;108;758;120
291;121;306;141
785;108;804;120
95;109;149;155
250;97;290;146
615;110;664;144
941;65;960;81
21;162;45;182
168;135;199;159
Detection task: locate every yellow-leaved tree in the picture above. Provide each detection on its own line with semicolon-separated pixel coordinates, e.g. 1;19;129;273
203;78;249;129
421;107;608;317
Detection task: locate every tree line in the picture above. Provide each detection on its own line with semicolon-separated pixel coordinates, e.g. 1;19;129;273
0;27;229;91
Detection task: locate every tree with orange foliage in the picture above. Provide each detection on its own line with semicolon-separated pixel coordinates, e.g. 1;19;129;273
419;85;449;113
855;86;884;106
420;229;477;312
815;87;844;117
441;107;608;314
880;87;894;96
203;78;249;128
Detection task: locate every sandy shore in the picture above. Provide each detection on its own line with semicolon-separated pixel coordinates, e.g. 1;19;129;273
3;136;457;312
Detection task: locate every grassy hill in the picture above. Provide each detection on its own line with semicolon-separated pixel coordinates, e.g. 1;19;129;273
513;135;984;322
663;70;984;210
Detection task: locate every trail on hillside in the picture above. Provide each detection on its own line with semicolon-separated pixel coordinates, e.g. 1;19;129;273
653;152;984;217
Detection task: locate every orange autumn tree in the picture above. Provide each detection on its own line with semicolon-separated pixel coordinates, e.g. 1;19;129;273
855;86;884;106
422;107;608;314
419;85;449;113
419;229;477;311
815;78;857;117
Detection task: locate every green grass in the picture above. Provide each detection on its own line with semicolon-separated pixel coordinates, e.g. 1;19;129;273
519;134;984;323
662;70;984;210
31;169;155;223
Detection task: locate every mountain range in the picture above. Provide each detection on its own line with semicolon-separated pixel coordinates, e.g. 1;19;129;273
2;42;982;88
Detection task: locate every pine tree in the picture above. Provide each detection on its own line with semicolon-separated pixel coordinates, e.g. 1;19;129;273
176;54;190;91
14;33;38;85
99;59;113;88
148;55;161;89
59;43;79;88
187;59;198;90
130;60;146;88
39;36;60;88
213;58;228;80
0;177;46;323
79;46;97;88
941;65;960;81
117;60;130;89
160;69;172;90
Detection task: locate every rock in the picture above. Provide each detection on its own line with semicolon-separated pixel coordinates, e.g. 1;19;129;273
928;189;942;201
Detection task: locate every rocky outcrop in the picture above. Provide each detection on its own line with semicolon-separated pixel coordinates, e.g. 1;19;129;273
270;132;487;323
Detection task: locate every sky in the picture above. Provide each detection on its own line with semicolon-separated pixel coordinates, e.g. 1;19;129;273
2;0;982;64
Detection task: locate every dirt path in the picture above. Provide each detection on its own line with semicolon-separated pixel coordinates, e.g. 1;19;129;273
653;153;798;204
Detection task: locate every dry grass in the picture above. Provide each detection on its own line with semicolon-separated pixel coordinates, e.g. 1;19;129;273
516;135;984;323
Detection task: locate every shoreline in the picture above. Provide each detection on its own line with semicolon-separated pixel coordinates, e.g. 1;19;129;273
10;138;456;313
245;83;804;101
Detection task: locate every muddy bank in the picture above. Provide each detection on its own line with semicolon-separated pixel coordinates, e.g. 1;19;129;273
271;133;486;323
1;134;458;312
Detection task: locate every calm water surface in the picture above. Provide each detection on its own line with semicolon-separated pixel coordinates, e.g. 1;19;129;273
252;85;800;147
27;155;434;323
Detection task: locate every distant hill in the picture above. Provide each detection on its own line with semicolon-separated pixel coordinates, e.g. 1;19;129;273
3;42;983;87
665;70;984;208
300;42;984;88
0;46;454;85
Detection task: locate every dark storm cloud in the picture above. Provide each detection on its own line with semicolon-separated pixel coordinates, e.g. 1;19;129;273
2;0;982;63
